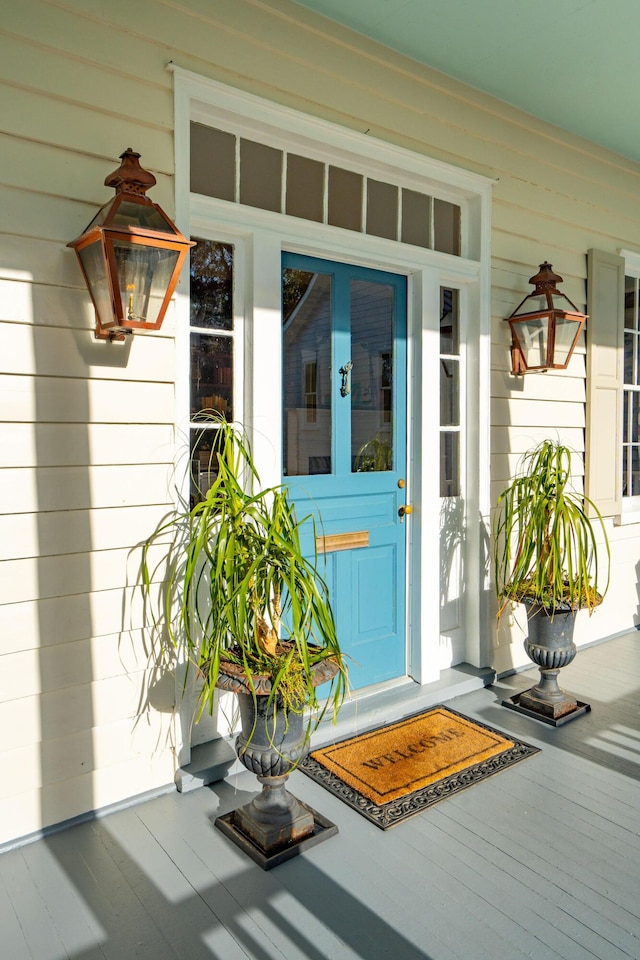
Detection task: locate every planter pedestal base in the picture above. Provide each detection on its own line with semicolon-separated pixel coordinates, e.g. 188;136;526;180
215;784;338;870
505;605;591;725
212;682;340;868
232;774;315;851
503;689;591;726
518;668;578;720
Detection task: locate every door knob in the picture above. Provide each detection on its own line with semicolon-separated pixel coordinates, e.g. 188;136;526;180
398;504;413;521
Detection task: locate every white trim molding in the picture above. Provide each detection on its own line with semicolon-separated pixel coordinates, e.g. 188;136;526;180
169;63;494;725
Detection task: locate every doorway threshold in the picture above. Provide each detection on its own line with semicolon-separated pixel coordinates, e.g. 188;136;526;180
312;662;495;748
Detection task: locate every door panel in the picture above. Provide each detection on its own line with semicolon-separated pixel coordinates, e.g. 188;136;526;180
282;253;407;690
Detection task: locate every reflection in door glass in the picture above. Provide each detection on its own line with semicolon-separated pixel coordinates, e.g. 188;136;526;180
282;269;332;476
351;280;394;471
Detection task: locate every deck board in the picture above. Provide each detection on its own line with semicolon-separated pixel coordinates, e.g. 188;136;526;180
0;631;638;960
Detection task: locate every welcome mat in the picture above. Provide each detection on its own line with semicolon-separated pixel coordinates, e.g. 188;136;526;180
300;705;539;829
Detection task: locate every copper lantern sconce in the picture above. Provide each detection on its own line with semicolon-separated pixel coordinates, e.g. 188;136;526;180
506;262;587;374
68;148;195;341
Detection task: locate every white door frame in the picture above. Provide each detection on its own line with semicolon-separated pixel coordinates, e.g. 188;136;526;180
170;68;493;758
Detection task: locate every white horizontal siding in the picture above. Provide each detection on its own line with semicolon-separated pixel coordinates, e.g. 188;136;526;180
0;753;175;847
0;582;167;654
0;632;159;705
0;424;176;472
0;716;175;803
0;504;170;561
0;465;174;514
0;672;163;752
0;546;164;607
0;322;175;381
0;546;155;608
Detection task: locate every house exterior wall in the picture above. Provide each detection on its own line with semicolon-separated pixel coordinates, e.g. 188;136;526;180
1;0;639;845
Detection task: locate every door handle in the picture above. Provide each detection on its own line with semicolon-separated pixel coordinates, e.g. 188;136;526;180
398;504;413;522
339;360;353;397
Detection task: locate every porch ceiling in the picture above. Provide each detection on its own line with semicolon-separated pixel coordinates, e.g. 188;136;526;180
292;0;640;164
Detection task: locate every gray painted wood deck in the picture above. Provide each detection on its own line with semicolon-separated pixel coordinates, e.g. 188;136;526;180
1;632;639;959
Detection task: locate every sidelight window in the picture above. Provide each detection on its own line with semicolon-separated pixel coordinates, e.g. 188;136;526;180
189;238;235;502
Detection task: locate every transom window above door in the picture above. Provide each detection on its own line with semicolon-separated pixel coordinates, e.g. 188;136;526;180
190;122;461;256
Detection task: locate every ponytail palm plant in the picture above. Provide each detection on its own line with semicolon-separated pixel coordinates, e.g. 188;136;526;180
494;440;610;618
142;416;347;740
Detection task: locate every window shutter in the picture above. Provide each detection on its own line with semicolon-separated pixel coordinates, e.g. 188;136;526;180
585;248;624;517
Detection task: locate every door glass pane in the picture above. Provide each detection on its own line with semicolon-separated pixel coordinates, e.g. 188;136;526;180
351;280;394;472
282;269;332;476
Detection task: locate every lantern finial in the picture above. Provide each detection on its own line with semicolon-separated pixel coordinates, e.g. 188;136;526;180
104;148;157;198
529;262;563;291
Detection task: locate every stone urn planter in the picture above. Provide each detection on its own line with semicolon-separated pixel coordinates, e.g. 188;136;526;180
213;654;340;869
515;600;582;721
493;441;610;725
141;416;347;866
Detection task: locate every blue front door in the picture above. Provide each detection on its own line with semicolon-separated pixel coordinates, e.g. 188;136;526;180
282;254;408;690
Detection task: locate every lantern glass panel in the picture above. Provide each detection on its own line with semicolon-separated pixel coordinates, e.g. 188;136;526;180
113;239;179;327
78;239;114;329
84;198;175;233
111;200;176;232
517;293;548;314
514;316;550;369
551;291;579;313
553;315;582;366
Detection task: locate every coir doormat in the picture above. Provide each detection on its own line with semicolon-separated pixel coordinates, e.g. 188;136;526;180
300;705;539;829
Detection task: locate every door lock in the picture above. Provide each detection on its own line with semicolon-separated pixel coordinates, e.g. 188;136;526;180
398;504;413;522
